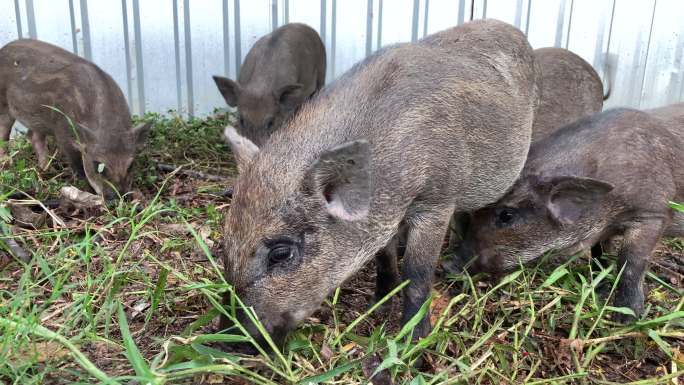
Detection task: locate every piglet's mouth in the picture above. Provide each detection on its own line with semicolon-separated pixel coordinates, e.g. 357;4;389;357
214;311;296;354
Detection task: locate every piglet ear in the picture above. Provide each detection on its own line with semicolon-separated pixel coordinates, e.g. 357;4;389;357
275;83;305;111
224;124;259;172
213;76;240;107
542;175;614;225
309;140;371;221
131;121;152;147
75;123;95;151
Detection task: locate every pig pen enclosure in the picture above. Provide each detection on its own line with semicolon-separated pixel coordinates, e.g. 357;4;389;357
1;0;684;384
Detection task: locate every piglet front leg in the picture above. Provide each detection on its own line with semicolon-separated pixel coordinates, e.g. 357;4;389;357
613;216;666;323
374;238;401;311
401;207;453;339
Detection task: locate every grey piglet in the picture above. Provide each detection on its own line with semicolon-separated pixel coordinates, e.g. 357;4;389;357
454;107;684;322
0;39;150;199
219;19;540;346
213;23;326;147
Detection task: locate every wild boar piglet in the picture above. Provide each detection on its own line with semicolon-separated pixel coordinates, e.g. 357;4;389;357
531;47;606;142
213;23;326;147
453;108;684;322
447;47;607;253
219;19;540;346
0;39;149;199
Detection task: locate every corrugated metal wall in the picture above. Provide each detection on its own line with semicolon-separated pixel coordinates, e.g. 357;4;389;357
1;0;683;117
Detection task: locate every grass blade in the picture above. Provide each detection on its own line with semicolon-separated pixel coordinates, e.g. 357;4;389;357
0;317;120;385
117;302;157;382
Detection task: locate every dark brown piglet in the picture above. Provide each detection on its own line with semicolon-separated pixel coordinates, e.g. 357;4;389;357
455;108;684;322
213;23;326;147
220;19;540;346
446;47;608;254
0;39;149;199
531;47;607;142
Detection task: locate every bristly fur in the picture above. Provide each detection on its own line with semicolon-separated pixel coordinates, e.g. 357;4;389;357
213;23;326;147
0;39;148;199
457;107;684;322
221;19;541;344
531;47;605;143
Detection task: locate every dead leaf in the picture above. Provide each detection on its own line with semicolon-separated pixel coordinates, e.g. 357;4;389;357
198;225;214;248
206;374;225;384
674;347;684;362
8;203;47;229
59;186;104;213
341;341;357;353
554;338;584;369
130;300;151;320
320;343;333;361
430;291;450;325
9;341;70;363
159;223;190;235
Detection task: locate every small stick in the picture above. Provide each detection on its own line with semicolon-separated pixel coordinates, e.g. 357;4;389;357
157;163;231;182
5;192;60;209
6;188;66;228
533;330;684;346
653;258;684;276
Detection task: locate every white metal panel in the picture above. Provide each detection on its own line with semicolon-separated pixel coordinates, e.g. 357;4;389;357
526;0;564;48
88;1;129;104
189;0;225;116
602;0;656;108
0;0;18;45
14;0;30;38
138;0;179;114
2;0;683;115
239;0;271;65
287;0;321;35
379;0;412;46
638;0;684;109
333;0;367;78
565;0;613;68
32;0;72;49
425;0;469;34
483;0;518;26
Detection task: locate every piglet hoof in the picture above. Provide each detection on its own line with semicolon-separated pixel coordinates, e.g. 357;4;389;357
611;291;644;324
368;297;395;315
214;340;259;355
441;257;465;276
612;312;638;324
37;158;50;172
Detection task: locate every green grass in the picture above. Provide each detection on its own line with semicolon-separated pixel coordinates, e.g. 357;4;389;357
1;113;683;384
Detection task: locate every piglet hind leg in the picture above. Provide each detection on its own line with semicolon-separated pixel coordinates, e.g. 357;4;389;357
401;208;453;340
29;130;50;170
0;114;14;160
613;217;666;323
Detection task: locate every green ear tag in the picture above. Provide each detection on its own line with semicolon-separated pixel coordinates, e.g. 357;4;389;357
97;163;105;173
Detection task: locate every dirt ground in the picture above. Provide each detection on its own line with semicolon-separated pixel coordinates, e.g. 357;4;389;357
1;114;683;384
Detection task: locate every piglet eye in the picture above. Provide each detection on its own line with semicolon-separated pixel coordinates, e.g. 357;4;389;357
265;118;275;130
496;208;516;226
268;244;297;267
